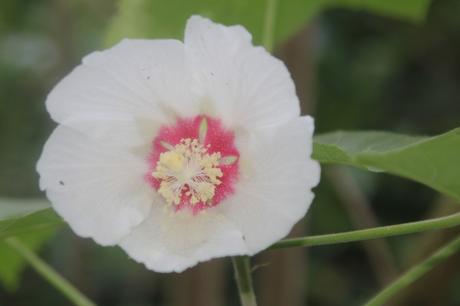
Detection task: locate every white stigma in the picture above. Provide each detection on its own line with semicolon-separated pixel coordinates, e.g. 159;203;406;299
153;138;223;206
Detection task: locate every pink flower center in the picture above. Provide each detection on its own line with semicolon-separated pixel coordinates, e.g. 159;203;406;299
146;115;239;214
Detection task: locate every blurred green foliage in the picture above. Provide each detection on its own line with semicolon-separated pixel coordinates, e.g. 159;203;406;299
0;199;58;294
0;207;61;240
106;0;431;46
0;229;54;291
315;0;460;134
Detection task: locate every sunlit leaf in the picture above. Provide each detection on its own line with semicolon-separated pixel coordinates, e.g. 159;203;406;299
313;128;460;201
106;0;431;47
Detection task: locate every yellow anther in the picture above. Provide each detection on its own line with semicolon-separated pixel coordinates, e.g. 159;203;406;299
159;151;185;172
153;138;223;207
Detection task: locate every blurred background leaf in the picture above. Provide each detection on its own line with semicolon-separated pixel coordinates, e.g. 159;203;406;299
0;199;59;293
105;0;431;47
0;198;49;219
0;198;62;240
0;229;55;292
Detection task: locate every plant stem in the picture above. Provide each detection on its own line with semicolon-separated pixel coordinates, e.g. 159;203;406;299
363;234;460;306
6;237;96;306
269;211;460;250
232;256;257;306
262;0;278;52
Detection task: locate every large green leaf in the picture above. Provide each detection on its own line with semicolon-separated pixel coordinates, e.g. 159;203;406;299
313;128;460;201
106;0;431;47
0;198;63;239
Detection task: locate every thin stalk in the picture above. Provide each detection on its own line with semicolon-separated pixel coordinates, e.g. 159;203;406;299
232;256;257;306
269;211;460;250
363;234;460;306
262;0;278;52
6;237;96;306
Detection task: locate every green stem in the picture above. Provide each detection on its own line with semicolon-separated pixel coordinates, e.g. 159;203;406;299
262;0;278;52
269;211;460;250
232;256;257;306
364;234;460;306
6;237;96;306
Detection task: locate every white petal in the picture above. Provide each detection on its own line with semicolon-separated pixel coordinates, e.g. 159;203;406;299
219;116;320;253
37;125;154;245
120;202;248;273
184;15;300;130
46;39;197;147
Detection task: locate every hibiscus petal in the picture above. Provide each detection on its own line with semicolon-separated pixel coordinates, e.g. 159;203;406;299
37;125;153;245
184;15;300;130
46;39;197;148
220;116;320;253
119;203;248;273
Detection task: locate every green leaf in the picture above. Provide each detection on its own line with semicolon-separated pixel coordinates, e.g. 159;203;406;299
0;198;63;239
0;229;55;291
0;198;49;219
313;128;460;201
0;198;62;291
106;0;431;47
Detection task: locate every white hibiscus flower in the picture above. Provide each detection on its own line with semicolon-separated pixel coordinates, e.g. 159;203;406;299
37;15;320;273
